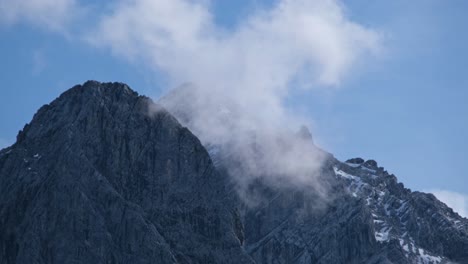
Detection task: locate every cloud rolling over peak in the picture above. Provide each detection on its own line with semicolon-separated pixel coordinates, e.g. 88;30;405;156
86;0;382;136
85;0;382;197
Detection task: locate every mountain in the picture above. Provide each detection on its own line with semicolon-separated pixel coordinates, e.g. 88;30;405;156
0;81;467;264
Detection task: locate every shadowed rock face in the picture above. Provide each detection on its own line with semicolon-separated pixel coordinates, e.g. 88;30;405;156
1;81;467;264
0;81;253;264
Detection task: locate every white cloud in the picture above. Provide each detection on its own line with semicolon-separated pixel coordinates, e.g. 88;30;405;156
87;0;382;197
428;189;468;218
88;0;381;88
0;0;80;32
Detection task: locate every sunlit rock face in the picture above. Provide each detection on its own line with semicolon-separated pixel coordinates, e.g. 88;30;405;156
1;81;467;264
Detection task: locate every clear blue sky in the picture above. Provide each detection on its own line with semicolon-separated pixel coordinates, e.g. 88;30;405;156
0;0;467;213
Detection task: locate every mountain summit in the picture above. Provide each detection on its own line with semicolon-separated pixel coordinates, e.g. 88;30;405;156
1;81;467;264
0;81;251;263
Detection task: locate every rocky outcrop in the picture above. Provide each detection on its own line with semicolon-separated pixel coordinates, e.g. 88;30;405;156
334;159;468;263
0;81;253;264
346;157;365;164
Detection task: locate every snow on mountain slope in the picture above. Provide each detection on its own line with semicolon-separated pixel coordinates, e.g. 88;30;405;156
334;158;468;264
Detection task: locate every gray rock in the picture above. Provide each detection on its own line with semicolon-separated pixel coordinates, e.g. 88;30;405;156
364;159;378;168
346;157;365;164
0;81;253;264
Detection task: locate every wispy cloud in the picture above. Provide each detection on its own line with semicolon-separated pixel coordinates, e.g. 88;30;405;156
88;0;381;88
0;0;81;33
427;189;468;218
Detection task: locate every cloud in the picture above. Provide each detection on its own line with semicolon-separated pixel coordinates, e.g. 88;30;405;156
88;0;381;88
428;189;468;218
0;0;81;32
87;0;382;198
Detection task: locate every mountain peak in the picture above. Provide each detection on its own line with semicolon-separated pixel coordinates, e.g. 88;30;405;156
63;80;139;100
2;81;251;263
15;80;169;147
297;125;313;142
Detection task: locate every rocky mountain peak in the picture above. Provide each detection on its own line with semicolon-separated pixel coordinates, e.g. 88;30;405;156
15;81;179;149
296;125;313;143
1;81;253;264
73;80;138;98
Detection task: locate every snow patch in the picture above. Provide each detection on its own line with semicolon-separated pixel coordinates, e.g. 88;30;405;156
375;226;391;242
417;248;442;264
362;166;376;173
334;167;358;180
345;162;361;168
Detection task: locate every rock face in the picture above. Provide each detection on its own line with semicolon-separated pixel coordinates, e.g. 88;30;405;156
332;160;468;263
1;81;467;264
0;81;253;264
239;156;468;264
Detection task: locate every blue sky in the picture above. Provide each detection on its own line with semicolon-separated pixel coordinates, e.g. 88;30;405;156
0;0;467;216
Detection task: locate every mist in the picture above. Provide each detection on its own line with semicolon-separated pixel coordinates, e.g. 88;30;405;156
87;0;382;200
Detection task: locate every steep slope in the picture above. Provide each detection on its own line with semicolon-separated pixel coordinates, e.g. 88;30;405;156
334;158;468;263
237;157;468;264
0;81;253;264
